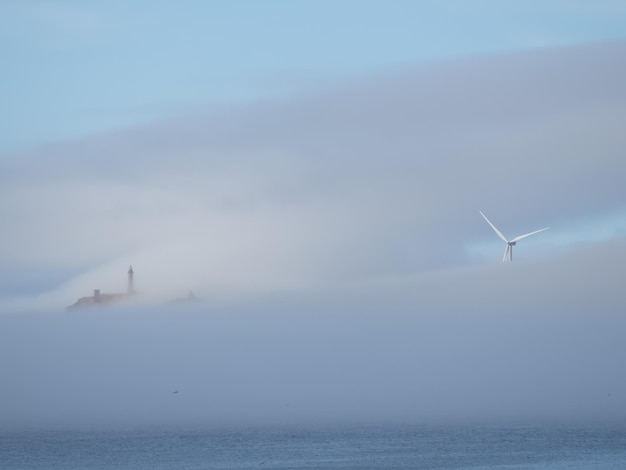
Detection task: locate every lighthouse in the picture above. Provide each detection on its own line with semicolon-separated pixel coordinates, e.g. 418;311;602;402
127;265;134;294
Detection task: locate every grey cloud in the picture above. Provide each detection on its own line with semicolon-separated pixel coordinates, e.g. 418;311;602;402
3;25;626;432
1;284;625;429
2;41;626;306
0;234;625;428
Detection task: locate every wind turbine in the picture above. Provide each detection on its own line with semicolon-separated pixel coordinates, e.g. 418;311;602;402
479;211;549;262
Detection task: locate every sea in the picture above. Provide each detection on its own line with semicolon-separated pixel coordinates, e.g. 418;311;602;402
2;424;626;469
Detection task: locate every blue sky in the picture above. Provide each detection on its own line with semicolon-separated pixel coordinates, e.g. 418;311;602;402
2;1;626;153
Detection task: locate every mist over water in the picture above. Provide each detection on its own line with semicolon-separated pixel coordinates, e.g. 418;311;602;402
2;279;625;430
1;41;626;431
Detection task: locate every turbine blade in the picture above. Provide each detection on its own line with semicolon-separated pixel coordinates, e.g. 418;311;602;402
503;244;510;262
510;227;550;243
479;211;508;242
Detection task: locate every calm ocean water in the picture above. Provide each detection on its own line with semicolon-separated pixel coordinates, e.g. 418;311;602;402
2;424;626;469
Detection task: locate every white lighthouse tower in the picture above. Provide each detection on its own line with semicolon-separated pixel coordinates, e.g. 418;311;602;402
127;265;134;294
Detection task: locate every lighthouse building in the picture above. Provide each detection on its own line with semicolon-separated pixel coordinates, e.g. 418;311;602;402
66;266;137;311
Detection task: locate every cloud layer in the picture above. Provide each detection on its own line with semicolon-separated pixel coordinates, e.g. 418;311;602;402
2;40;625;309
1;42;625;428
2;293;625;429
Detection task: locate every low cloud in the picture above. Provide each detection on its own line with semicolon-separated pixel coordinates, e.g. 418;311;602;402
1;42;625;427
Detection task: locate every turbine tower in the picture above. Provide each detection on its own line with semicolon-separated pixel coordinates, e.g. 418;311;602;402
479;211;549;262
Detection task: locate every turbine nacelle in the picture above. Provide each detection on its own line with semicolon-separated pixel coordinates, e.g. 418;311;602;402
479;210;548;262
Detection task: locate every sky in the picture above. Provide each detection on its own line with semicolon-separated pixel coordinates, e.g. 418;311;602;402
3;1;626;153
1;1;626;429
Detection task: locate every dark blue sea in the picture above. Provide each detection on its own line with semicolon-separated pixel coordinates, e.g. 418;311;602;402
2;424;626;469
